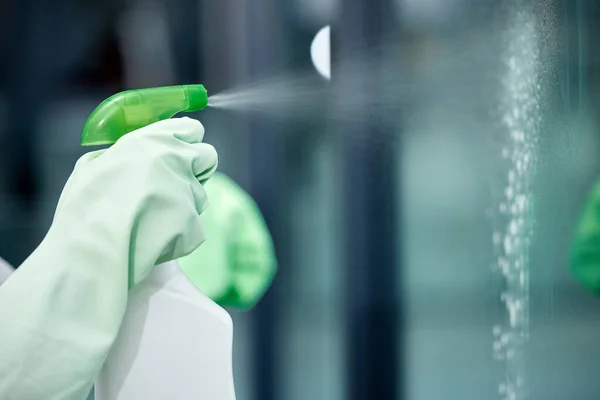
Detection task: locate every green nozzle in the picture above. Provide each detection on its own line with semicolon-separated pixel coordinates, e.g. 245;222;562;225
81;84;208;146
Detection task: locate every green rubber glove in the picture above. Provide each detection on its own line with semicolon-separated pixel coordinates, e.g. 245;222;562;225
0;257;13;286
0;117;217;400
178;173;276;309
571;180;600;294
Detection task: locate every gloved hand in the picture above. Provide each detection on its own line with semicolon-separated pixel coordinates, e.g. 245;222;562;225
571;180;600;294
178;172;276;309
0;257;13;286
0;117;217;400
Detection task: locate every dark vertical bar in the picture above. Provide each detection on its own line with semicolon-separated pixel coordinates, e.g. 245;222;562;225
564;0;572;111
563;0;588;111
3;0;44;206
167;0;200;84
1;0;61;265
577;0;587;104
248;130;281;400
335;0;402;399
244;2;286;400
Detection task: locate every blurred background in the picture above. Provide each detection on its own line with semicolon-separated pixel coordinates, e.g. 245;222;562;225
2;0;600;399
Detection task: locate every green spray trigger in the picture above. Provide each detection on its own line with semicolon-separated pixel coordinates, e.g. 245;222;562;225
81;84;209;146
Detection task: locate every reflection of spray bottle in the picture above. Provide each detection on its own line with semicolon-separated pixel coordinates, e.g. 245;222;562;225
82;85;236;400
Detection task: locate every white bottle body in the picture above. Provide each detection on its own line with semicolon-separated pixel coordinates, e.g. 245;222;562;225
95;261;236;400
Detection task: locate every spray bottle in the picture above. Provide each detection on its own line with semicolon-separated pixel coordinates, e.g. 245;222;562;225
82;85;237;400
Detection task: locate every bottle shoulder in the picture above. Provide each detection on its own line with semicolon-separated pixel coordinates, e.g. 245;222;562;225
129;261;233;330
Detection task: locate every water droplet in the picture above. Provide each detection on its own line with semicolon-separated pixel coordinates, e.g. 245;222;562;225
504;236;513;254
515;195;526;212
511;130;525;142
493;232;502;246
513;237;522;250
516;159;523;171
506;187;515;199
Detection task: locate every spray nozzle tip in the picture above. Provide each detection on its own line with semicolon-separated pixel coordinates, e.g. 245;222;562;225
186;84;209;111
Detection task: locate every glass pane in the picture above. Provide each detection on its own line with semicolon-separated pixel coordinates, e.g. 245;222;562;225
2;1;600;400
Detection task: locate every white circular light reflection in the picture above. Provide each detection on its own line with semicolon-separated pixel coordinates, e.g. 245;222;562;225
310;25;331;80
